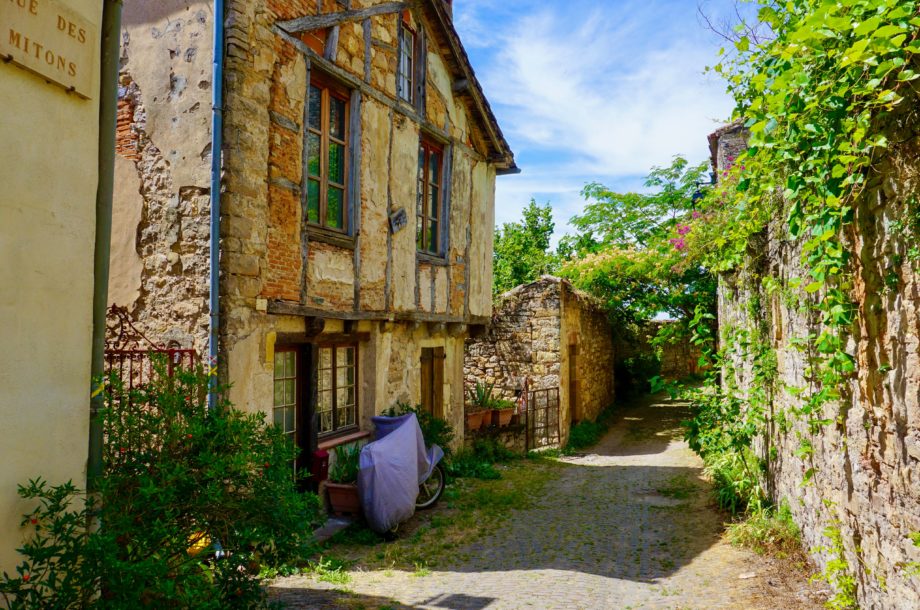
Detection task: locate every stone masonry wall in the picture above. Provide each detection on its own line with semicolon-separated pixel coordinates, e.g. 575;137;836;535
465;277;617;445
464;278;563;400
713;128;920;609
561;283;615;425
109;2;213;354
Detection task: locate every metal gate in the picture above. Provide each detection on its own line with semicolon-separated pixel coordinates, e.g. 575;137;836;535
104;305;197;392
524;386;561;451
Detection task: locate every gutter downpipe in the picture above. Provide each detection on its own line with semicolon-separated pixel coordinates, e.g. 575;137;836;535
208;0;225;410
88;0;123;490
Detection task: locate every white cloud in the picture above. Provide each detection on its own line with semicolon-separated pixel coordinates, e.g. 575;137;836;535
455;0;737;237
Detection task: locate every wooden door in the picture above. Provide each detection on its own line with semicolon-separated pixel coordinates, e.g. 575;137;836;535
420;346;445;417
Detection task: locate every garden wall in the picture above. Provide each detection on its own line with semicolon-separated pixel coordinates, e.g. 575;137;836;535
712;127;920;609
464;276;615;445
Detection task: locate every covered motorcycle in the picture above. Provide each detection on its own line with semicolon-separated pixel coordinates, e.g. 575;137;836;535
357;414;444;533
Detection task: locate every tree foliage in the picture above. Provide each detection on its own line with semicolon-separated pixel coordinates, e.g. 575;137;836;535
492;200;559;296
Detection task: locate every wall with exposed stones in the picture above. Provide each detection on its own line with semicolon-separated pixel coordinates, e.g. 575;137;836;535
712;127;920;609
465;277;616;446
614;321;702;381
109;1;213;354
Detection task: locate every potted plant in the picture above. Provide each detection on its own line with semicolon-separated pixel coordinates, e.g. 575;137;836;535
468;382;496;431
492;399;515;427
326;443;362;517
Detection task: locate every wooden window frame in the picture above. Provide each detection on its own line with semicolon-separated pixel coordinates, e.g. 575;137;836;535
272;345;310;476
397;18;416;104
316;343;359;439
417;137;444;256
305;72;351;234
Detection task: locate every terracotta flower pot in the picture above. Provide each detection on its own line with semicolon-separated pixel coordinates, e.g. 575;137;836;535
479;409;494;429
465;410;484;430
494;408;514;427
326;482;361;517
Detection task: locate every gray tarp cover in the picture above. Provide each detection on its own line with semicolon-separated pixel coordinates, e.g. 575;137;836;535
357;414;440;533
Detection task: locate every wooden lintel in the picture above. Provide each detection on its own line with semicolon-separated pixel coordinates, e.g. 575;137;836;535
266;299;488;326
278;2;408;34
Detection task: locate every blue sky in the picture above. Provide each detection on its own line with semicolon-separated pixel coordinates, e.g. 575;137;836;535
453;0;748;239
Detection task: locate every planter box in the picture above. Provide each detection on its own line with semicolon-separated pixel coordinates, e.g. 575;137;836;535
492;408;514;427
465;410;484;430
326;482;361;517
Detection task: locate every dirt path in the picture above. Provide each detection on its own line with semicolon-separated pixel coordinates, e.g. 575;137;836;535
271;394;824;609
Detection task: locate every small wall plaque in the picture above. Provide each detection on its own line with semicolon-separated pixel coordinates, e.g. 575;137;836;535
1;0;96;98
389;208;408;234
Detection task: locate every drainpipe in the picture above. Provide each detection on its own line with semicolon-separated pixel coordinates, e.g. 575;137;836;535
208;0;225;410
88;0;123;490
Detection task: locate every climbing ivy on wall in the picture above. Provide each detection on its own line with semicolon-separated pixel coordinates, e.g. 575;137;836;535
684;0;919;419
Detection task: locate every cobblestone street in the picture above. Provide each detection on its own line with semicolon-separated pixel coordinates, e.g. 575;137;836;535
270;395;824;609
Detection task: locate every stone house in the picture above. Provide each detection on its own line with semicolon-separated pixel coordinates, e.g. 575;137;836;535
464;277;615;447
110;0;516;467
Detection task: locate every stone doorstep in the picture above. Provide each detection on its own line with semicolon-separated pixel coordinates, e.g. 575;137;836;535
313;516;354;544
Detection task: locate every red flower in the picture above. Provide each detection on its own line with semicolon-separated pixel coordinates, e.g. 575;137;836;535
186;434;193;439
22;574;30;582
263;462;270;468
29;518;37;525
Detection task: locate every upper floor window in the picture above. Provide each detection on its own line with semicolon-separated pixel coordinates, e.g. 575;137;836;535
417;138;443;255
306;74;349;233
397;20;416;103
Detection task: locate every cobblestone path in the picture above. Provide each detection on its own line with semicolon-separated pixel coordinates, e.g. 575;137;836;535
271;394;823;609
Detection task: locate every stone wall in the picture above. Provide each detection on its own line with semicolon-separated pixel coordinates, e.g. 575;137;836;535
465;277;616;446
614;321;702;381
712;128;920;609
561;282;616;425
109;1;214;354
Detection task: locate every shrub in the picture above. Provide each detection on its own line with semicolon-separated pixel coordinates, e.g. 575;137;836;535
0;360;323;609
727;503;801;558
446;449;501;480
383;402;455;456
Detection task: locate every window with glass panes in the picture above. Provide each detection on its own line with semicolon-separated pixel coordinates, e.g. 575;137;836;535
397;21;415;103
272;350;298;444
305;76;349;232
316;345;358;436
417;139;443;255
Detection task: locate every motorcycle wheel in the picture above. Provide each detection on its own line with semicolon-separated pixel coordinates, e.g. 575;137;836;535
415;464;445;510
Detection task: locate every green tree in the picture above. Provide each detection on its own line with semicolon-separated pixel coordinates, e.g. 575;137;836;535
492;200;559;296
570;156;710;252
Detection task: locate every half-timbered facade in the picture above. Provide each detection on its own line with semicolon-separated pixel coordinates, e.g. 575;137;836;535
111;0;515;462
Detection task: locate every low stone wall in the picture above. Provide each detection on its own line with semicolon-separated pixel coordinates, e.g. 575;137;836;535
464;277;616;445
465;423;527;455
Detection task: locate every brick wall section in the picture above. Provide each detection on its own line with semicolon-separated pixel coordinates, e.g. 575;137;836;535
713;127;920;609
115;97;140;162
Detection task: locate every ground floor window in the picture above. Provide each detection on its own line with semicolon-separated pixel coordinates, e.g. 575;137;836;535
317;344;358;436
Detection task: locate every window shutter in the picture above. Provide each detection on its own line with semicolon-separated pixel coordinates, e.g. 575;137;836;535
415;29;427;115
433;347;445;417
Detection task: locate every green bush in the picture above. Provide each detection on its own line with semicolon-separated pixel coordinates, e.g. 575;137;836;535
446;449;501;480
383;402;455;456
727;503;801;558
0;360;323;609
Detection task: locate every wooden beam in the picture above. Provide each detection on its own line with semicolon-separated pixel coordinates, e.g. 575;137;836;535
451;78;469;93
278;2;407;33
267;299;490;326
